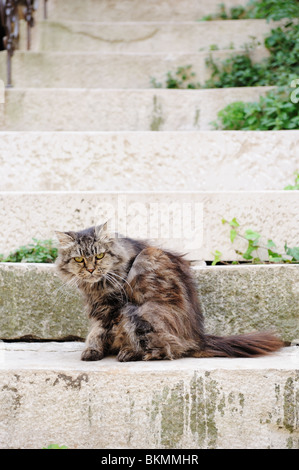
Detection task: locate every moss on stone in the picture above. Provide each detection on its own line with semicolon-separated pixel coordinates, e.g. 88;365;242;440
283;375;299;434
150;95;164;131
0;264;87;339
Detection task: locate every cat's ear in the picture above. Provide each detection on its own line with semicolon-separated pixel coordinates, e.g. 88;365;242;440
94;221;111;241
55;231;76;247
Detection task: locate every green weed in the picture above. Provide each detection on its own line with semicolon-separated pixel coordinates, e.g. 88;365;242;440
43;444;68;449
150;22;299;96
205;22;299;89
0;238;58;263
212;217;299;264
284;171;299;190
212;86;299;130
200;0;299;22
151;65;201;89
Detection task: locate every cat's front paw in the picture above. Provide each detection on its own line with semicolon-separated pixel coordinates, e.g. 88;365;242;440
117;348;141;362
81;348;103;361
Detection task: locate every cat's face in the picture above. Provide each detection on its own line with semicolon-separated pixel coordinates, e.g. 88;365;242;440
55;224;125;284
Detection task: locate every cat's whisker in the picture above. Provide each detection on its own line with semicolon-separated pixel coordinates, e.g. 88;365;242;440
109;271;133;294
103;273;117;290
105;273;126;300
104;274;125;302
105;273;128;303
53;276;79;300
107;272;128;298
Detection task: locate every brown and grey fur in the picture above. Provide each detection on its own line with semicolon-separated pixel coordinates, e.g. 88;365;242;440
55;224;283;362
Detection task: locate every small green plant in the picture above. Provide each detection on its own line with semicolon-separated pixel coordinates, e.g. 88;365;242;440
204;53;269;88
211;250;223;266
151;65;201;89
284;171;299;190
43;444;68;449
201;3;249;21
212;217;299;264
204;22;299;89
246;0;299;20
212;87;299;130
151;22;299;93
0;238;58;263
200;0;299;22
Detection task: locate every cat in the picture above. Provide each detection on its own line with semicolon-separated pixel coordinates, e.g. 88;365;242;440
55;223;283;362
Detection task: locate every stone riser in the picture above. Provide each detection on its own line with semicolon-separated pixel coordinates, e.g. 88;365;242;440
0;130;298;192
0;190;298;261
27;20;274;53
0;343;298;449
0;263;298;341
0;87;272;131
41;0;249;22
0;49;269;89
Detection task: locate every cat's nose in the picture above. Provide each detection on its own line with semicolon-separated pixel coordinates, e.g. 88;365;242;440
87;268;95;273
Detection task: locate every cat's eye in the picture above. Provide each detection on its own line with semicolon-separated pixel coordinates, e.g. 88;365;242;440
95;253;105;260
74;256;84;263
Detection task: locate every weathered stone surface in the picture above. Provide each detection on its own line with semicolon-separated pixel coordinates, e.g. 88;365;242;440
41;0;249;22
0;48;269;89
0;263;298;342
27;20;276;53
0;131;298;192
0;263;86;340
0;191;298;261
195;265;299;341
0;87;273;131
0;342;298;449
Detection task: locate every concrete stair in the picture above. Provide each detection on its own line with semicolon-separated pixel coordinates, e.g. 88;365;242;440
0;342;298;449
0;262;298;342
41;0;249;22
0;190;298;261
0;0;298;449
1;86;275;131
0;49;269;89
26;19;275;53
7;16;271;90
1;131;297;192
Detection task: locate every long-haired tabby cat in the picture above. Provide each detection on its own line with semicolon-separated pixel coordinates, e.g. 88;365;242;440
55;223;283;362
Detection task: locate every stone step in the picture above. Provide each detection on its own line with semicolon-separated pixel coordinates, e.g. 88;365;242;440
1;48;269;89
0;191;298;261
0;131;298;192
41;0;249;22
27;19;274;53
0;263;298;342
0;341;298;448
0;87;272;131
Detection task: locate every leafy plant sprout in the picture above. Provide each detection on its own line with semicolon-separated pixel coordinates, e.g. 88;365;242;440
284;171;299;190
151;65;201;89
212;218;299;265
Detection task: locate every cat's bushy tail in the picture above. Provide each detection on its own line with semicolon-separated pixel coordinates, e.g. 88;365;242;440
201;332;284;358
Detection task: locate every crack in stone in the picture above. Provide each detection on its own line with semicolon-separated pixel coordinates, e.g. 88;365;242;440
50;22;159;44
